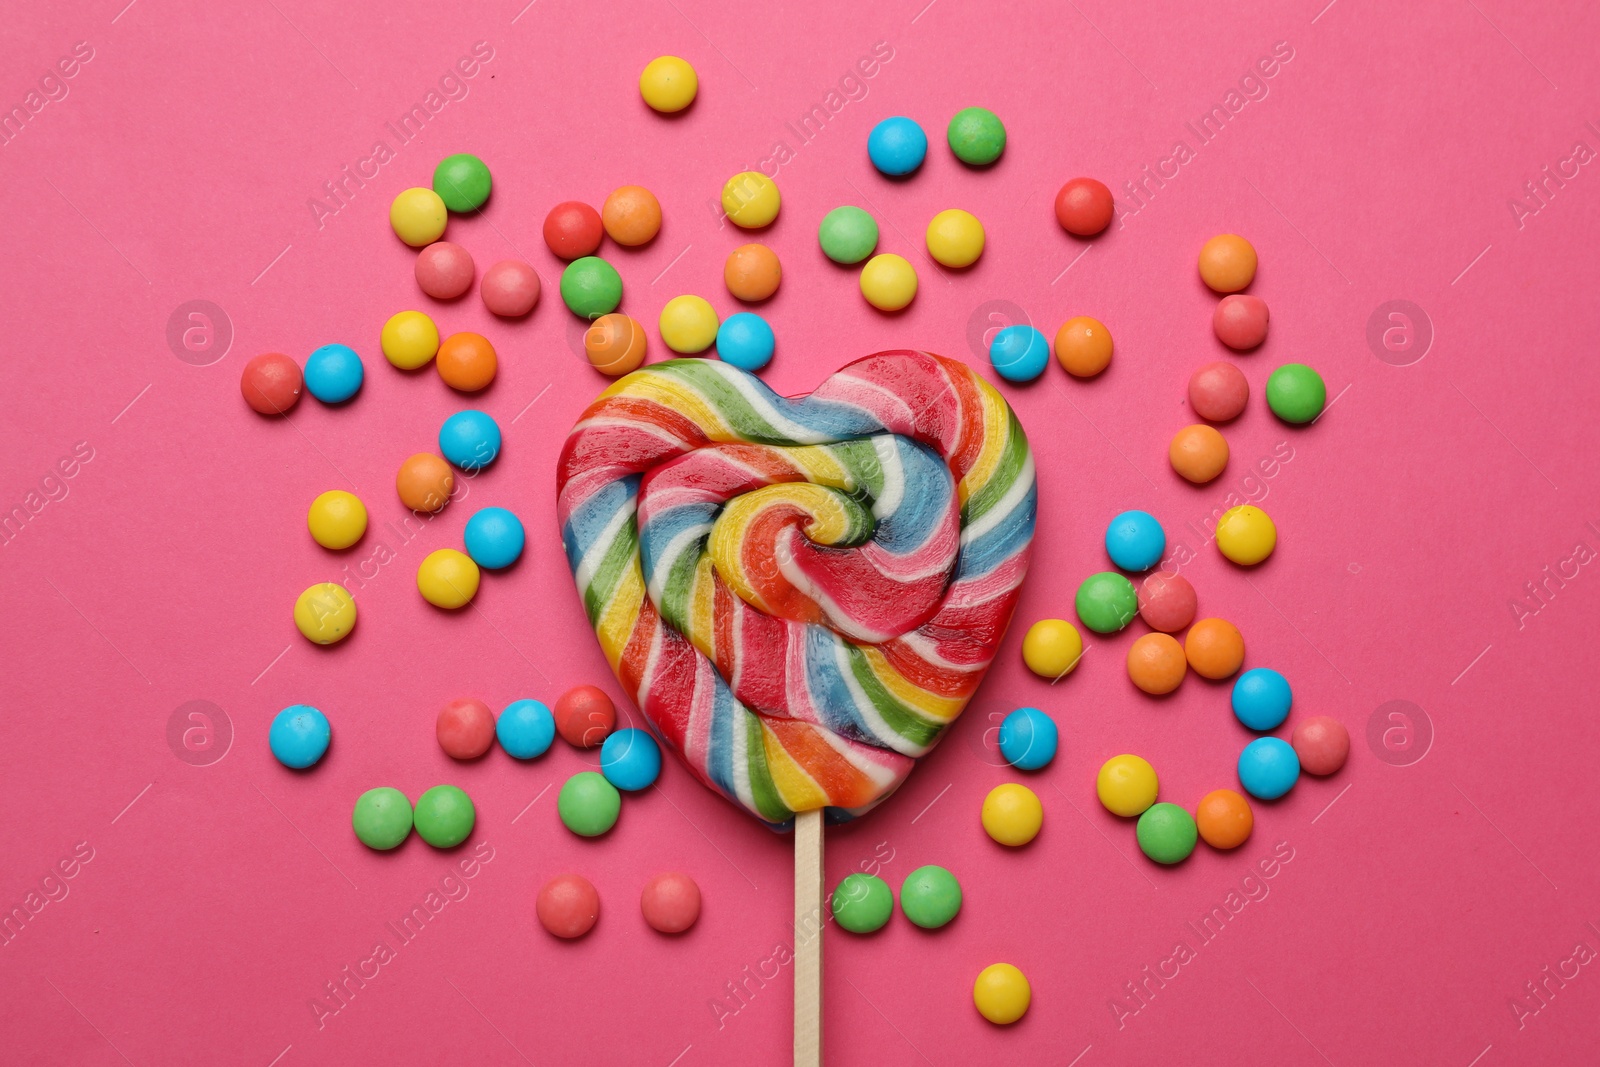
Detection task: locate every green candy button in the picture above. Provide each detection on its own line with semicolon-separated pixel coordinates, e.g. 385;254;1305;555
1137;802;1198;864
900;864;962;929
559;771;621;837
818;206;879;265
946;107;1006;166
352;787;413;850
1266;363;1327;424
414;784;475;848
561;256;623;319
433;153;492;212
831;873;894;933
1076;571;1138;634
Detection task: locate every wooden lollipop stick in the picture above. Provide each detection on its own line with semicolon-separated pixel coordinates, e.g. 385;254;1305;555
794;808;824;1067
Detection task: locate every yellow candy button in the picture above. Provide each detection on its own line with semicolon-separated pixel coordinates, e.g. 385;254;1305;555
973;963;1031;1025
381;310;440;370
1097;754;1158;817
981;783;1043;847
859;253;918;311
294;583;357;645
390;187;447;247
1215;504;1277;566
659;295;720;354
1021;618;1083;678
307;490;367;550
925;209;985;268
721;172;780;229
417;548;480;609
639;55;698;113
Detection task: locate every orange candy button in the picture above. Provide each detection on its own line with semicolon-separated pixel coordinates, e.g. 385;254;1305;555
436;332;497;392
1054;315;1113;377
601;185;662;246
1196;788;1254;849
584;313;648;377
724;243;782;302
396;453;455;513
1169;424;1229;484
1198;234;1258;293
1184;617;1245;680
1126;633;1186;695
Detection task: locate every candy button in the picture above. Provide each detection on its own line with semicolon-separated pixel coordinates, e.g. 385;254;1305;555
723;243;782;301
1127;633;1186;696
1198;233;1257;293
390;187;447;246
659;295;720;354
307;490;367;550
1216;505;1276;565
639;55;697;113
439;410;502;470
600;728;662;791
1105;509;1165;571
240;353;302;415
601;185;662;246
352;787;413;850
437;698;496;759
1188;361;1249;422
538;873;600;938
1054;178;1114;236
436;332;496;392
867;116;927;176
381;310;440;369
1097;754;1158;817
1238;737;1300;800
559;771;622;837
859;254;917;311
641;872;701;934
1292;716;1350;776
413;784;475;847
925;208;985;268
1054;316;1113;377
1214;294;1270;351
946;107;1005;166
989;324;1050;383
1195;788;1254;849
463;506;525;569
1232;668;1292;730
831;873;893;934
900;865;961;928
716;312;774;371
270;705;330;768
1137;573;1196;633
554;685;617;748
415;241;475;300
544;201;604;260
480;260;541;318
1184;618;1245;680
560;256;623;318
1021;619;1083;678
721;172;780;229
304;343;364;404
982;783;1043;846
1137;802;1198;864
294;582;356;645
584;313;648;376
818;206;878;264
432;153;492;212
417;548;480;609
1266;363;1326;424
497;698;556;759
1169;424;1230;484
973;964;1031;1025
396;453;455;513
998;707;1058;770
1076;571;1137;634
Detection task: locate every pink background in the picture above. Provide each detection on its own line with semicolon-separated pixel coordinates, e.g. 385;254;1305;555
4;0;1599;1064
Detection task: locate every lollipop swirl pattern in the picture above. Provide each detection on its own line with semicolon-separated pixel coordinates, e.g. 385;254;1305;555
557;352;1036;825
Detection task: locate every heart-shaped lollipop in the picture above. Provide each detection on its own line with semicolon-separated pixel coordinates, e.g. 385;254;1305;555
556;351;1037;825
